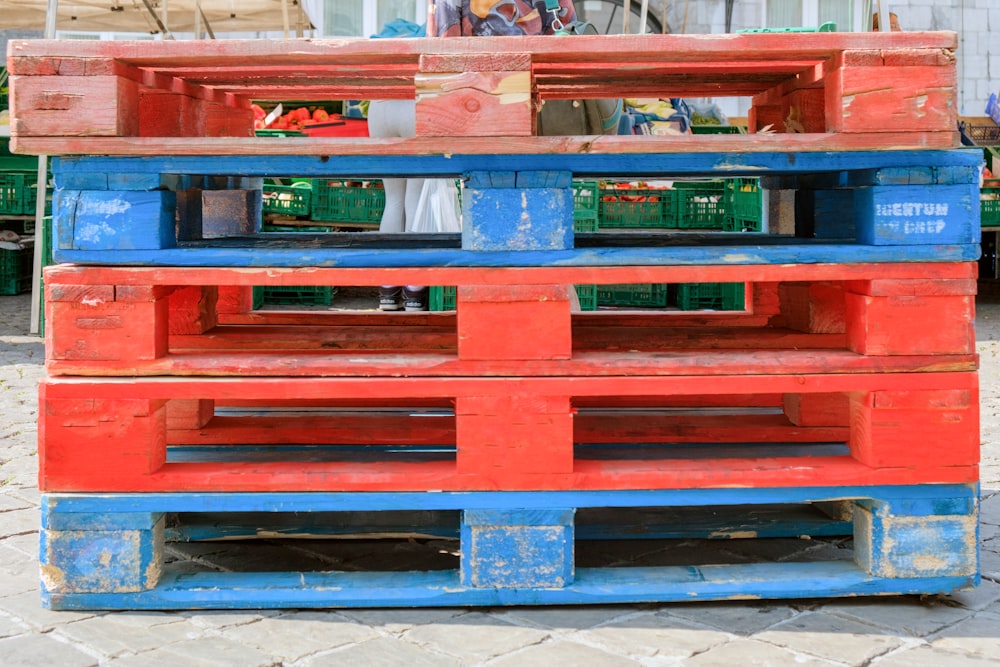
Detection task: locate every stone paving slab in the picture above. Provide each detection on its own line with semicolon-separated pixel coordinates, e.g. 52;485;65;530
0;292;998;666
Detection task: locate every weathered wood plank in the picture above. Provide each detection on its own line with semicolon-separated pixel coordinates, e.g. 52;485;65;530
38;483;978;609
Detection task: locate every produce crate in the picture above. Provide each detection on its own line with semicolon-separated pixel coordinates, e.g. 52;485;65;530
675;180;727;229
982;189;1000;227
0;241;34;296
574;284;598;311
252;285;336;307
598;185;675;229
429;285;457;312
964;124;1000;146
430;285;597;311
596;283;670;307
311;180;385;225
725;177;763;232
262;183;312;217
572;180;600;225
0;172;37;216
674;282;746;311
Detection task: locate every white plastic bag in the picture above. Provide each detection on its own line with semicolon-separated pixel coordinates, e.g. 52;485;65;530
410;179;462;233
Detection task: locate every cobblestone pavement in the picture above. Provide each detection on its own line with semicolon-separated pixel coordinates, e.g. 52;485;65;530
0;291;997;666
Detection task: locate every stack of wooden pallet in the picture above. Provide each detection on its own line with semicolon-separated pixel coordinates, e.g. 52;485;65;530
8;31;981;609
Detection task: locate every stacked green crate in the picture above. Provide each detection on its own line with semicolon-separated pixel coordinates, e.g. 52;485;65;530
724;177;763;232
252;285;336;308
261;182;312;218
674;180;727;229
311;180;385;225
596;283;669;307
598;184;675;229
0;239;33;296
982;186;1000;228
572;180;600;231
673;283;745;311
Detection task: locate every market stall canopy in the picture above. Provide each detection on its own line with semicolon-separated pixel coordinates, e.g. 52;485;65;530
0;0;315;36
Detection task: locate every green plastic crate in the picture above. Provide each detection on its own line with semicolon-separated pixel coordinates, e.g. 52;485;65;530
0;243;33;296
572;180;600;225
252;285;336;307
574;284;597;311
982;189;1000;227
0;172;38;216
598;186;675;229
430;284;597;311
724;177;763;232
596;283;670;308
262;184;312;217
674;283;745;311
429;285;457;312
675;181;727;229
311;180;385;224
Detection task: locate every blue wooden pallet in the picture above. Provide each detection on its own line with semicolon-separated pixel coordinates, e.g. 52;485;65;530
48;149;983;266
40;484;979;610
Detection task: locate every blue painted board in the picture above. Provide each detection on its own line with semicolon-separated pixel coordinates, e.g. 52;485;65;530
55;189;176;251
41;563;976;610
463;186;573;251
49;242;979;267
855;183;979;246
50;149;984;180
43;484;977;516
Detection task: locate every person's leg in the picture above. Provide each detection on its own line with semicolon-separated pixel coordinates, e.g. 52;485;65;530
379;178;406;233
367;100;412;233
402;177;426;233
367;100;419;309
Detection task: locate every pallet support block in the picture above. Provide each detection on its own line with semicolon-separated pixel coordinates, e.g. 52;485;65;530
457;284;572;360
848;388;979;470
168;285;218;335
12;73;140;137
47;283;171;362
415;53;532;137
854;493;978;579
39;387;168;489
783;393;850;427
455;394;574;477
461;509;574;588
778;282;846;333
55;189;177;251
854;182;978;246
462;171;573;251
825;49;957;135
844;278;976;355
41;511;164;595
165;399;215;430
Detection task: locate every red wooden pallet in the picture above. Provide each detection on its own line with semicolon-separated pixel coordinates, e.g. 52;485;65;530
8;32;959;154
43;263;977;377
37;371;979;493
